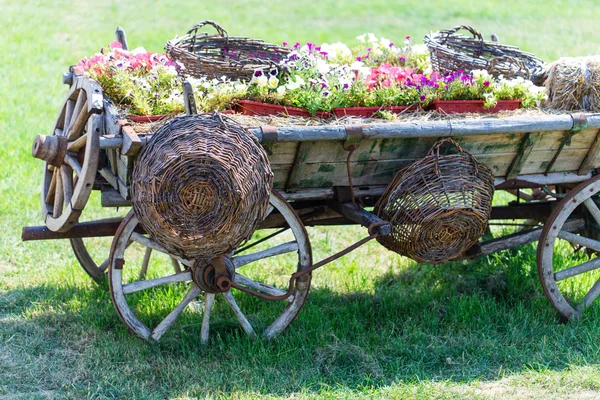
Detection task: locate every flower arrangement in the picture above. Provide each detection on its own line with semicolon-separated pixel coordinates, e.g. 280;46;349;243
76;34;547;119
77;41;186;116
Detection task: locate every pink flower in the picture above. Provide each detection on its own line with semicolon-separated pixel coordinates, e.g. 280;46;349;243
110;40;123;49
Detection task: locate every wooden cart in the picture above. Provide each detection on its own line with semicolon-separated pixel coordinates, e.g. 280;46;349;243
23;41;600;342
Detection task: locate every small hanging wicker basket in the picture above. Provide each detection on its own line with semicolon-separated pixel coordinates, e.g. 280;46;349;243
374;138;495;264
166;20;290;80
424;25;546;85
131;113;273;261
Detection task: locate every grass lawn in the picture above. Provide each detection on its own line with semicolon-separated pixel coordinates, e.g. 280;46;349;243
2;0;600;398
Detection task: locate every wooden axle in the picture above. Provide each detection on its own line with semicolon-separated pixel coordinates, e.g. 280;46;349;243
32;134;68;167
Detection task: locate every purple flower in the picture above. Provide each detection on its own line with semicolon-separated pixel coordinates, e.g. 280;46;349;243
294;42;301;49
367;48;371;52
389;42;394;48
399;56;406;63
283;41;288;46
322;91;330;97
315;46;321;51
321;82;328;89
320;51;329;58
269;68;278;76
356;56;362;61
405;36;411;41
343;83;350;89
483;81;490;87
307;42;314;52
253;70;263;77
420;95;426;101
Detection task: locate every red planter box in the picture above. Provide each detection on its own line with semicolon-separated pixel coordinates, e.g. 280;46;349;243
430;100;522;114
236;100;330;118
332;105;416;118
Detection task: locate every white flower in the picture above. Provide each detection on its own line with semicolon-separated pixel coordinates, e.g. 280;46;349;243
320;42;352;63
350;61;365;70
286;75;305;90
130;47;147;55
471;69;491;80
252;75;268;87
411;44;429;56
367;33;378;43
316;58;331;74
356;33;367;43
379;37;392;48
234;83;247;91
276;86;286;95
268;76;279;89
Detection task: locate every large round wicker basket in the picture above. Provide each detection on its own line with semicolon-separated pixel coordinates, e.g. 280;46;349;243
166;20;290;80
374;138;495;264
424;25;546;85
131;113;273;261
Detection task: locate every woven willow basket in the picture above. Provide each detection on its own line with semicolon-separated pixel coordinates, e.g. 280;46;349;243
166;20;290;80
424;25;546;84
374;138;494;264
131;113;273;260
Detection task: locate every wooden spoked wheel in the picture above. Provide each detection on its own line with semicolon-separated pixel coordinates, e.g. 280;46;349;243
537;175;600;320
70;218;183;284
37;76;103;232
109;191;312;342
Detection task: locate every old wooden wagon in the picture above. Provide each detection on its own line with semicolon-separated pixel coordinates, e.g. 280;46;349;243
22;34;600;343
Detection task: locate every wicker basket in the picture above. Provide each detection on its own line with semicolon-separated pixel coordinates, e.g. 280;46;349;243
374;138;494;264
131;113;273;261
424;25;546;84
166;20;290;80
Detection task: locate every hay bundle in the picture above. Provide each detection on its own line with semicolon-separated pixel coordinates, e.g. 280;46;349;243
545;56;600;111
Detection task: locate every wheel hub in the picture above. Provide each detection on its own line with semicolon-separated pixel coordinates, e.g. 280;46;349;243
32;134;68;167
192;256;235;293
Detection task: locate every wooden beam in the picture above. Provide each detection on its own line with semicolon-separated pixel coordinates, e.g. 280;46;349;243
505;132;538;180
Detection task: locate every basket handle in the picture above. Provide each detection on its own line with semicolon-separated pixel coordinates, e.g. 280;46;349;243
187;20;228;38
428;138;480;174
185;20;229;54
445;25;484;42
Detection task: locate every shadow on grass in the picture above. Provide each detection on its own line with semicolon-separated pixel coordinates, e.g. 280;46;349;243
1;244;599;398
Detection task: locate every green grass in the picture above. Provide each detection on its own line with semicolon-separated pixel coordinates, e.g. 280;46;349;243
2;0;600;398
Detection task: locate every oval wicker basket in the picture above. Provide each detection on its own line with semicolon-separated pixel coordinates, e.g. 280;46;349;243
374;138;495;264
166;20;290;80
131;113;273;261
424;25;546;84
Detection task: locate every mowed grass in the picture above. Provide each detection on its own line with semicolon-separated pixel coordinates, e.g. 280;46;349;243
2;0;600;398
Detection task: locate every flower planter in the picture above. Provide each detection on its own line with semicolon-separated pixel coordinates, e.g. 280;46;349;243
430;100;522;114
487;100;522;113
236;100;330;118
332;105;417;118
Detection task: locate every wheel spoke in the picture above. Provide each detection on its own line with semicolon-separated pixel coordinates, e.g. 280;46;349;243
99;257;110;272
200;293;215;344
67;102;90;141
557;230;600;253
234;227;289;255
63;99;75;131
122;270;192;295
67;133;87;152
129;232;192;267
151;285;201;341
139;247;152;280
578;278;600;311
67;91;86;134
53;170;64;217
234;274;293;302
61;165;73;204
555;257;600;281
222;291;256;337
64;154;82;176
233;241;299;268
45;169;58;205
584;198;600;226
171;258;182;273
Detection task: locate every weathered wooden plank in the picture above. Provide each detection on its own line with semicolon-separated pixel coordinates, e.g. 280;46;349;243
578;129;600;175
506;132;539;180
285;141;313;192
